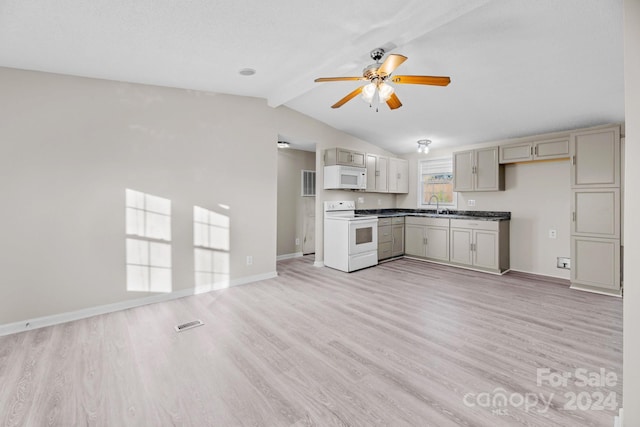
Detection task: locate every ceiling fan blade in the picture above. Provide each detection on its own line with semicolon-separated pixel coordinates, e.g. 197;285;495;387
386;93;402;110
331;86;364;109
377;54;408;76
315;77;366;82
391;75;451;86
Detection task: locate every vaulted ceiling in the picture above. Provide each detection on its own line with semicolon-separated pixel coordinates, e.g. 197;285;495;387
0;0;624;153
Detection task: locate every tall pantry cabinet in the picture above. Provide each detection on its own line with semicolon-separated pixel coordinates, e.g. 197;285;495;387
569;126;622;295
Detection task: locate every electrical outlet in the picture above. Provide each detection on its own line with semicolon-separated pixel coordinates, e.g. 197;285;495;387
295;238;300;246
557;257;571;269
246;256;253;266
357;197;365;204
467;199;476;207
548;229;557;239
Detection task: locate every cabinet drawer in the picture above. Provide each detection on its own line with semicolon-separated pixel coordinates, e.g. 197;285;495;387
405;216;449;227
378;217;392;226
378;225;392;243
450;219;499;231
392;217;405;225
378;242;392;260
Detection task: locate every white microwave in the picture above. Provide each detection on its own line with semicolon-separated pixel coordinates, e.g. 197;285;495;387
324;165;367;190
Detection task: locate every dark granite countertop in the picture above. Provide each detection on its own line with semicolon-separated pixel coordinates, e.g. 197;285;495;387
355;208;510;221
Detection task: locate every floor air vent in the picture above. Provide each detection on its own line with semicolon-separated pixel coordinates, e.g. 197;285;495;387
175;320;204;332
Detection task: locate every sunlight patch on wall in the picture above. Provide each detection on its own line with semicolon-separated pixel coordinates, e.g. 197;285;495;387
194;206;230;292
126;189;172;293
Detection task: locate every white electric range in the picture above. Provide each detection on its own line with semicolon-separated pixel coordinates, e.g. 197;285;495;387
323;201;378;272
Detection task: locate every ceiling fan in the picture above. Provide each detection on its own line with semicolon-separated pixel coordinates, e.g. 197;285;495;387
314;48;451;111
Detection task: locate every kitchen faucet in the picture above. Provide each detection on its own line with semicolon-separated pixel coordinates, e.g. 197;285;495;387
428;194;440;214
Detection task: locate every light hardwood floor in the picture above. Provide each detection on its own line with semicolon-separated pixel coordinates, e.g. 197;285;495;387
0;257;622;426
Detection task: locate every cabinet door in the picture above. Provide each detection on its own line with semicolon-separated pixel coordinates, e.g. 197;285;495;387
534;138;569;160
377;156;389;192
351;151;366;167
378;225;392;244
453;151;474;191
365;154;377;192
450;228;472;265
571;236;620;291
378;242;392;261
404;224;426;257
571;189;620;238
473;230;499;270
336;149;354;165
388;158;399;193
392;224;404;256
570;127;620;188
499;143;532;164
475;147;501;191
425;226;449;262
396;159;409;193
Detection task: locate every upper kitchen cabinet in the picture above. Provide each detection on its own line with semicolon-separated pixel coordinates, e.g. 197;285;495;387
324;148;366;168
570;126;621;188
499;137;570;163
365;154;389;193
388;158;409;193
453;147;504;192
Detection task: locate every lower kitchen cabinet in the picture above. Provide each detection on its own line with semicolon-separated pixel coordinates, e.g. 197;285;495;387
570;236;621;295
449;219;510;273
378;217;404;261
391;218;404;257
405;217;449;262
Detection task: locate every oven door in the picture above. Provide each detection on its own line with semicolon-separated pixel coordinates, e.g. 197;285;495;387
348;219;378;255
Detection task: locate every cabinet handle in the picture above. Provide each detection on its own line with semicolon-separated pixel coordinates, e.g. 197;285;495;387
572;212;576;222
534;146;538;156
571;155;576;165
530;146;533;156
375;170;380;176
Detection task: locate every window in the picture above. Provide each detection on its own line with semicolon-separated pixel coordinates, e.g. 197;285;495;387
125;189;172;293
418;157;457;209
193;206;230;291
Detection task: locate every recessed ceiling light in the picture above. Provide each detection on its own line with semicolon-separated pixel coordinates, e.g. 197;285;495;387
239;68;256;76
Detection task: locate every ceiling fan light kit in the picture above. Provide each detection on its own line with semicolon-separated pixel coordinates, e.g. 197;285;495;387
314;47;450;111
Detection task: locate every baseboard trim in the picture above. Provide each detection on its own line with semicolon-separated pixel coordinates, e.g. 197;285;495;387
313;260;324;267
276;252;303;261
569;282;622;297
0;271;277;337
507;269;571;284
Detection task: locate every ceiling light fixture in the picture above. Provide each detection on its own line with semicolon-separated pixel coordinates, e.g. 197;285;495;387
417;139;431;154
238;68;256;76
361;80;395;105
277;141;290;148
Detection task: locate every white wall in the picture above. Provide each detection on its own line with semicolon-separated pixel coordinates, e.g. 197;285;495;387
623;0;640;424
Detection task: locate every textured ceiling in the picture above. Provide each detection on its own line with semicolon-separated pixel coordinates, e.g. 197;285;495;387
0;0;624;153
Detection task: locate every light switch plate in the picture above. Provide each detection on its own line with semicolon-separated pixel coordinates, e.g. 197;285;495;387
467;199;476;207
549;229;557;239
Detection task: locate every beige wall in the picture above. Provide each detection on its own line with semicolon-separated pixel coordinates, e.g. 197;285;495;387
0;67;384;326
0;67;280;324
623;0;640;424
277;148;315;257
